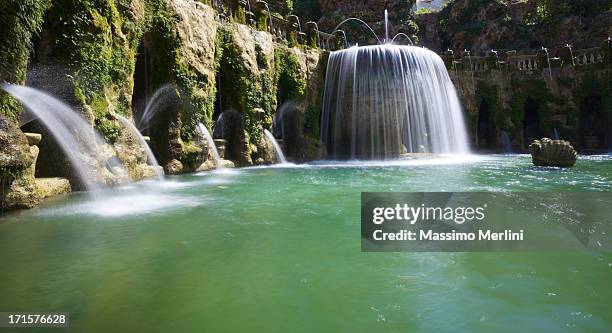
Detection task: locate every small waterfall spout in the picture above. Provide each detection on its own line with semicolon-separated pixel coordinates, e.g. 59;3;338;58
264;129;287;164
2;84;125;193
197;123;222;168
500;130;513;154
116;115;164;180
321;45;470;159
137;84;176;131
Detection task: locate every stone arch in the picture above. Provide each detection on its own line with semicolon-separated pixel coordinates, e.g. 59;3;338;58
22;15;85;187
132;30;180;167
214;110;247;164
211;49;248;165
273;101;302;159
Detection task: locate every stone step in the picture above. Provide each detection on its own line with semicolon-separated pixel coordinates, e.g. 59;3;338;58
24;132;42;146
35;177;71;199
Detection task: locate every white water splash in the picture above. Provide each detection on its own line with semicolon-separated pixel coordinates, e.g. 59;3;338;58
116;114;164;180
264;129;287;164
2;84;128;194
197;123;222;168
321;45;470;159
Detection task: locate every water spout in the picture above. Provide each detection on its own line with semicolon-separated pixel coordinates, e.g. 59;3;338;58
287;15;302;34
328;30;348;49
256;1;273;33
490;49;501;70
464;49;475;89
500;130;513;154
330;18;381;45
264;129;287;164
565;44;575;67
116;114;164;180
391;33;414;46
385;9;389;43
138;84;176;131
2;84;124;193
541;47;553;82
197;123;223;168
306;21;321;47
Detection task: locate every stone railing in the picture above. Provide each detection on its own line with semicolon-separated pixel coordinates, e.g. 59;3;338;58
443;44;610;73
572;47;607;66
508;54;540;71
208;0;340;50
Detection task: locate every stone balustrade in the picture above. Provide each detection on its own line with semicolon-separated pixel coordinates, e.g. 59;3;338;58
444;45;610;74
208;0;339;50
572;47;606;66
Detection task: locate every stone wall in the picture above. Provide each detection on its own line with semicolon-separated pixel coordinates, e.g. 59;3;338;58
0;0;327;210
448;52;610;153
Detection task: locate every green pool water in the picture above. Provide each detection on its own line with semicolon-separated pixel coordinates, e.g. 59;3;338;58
1;155;611;332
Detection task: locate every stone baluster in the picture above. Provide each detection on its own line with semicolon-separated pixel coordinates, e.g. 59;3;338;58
253;1;269;32
304;22;318;48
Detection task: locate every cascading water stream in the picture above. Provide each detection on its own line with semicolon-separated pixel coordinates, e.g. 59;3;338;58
320;45;470;159
116;115;164;180
385;9;389;43
542;47;553;82
2;84;127;194
197;123;223;168
500;130;513;154
137;84;175;131
264;129;287;164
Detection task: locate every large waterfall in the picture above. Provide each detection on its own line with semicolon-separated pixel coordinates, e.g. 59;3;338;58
320;45;470;159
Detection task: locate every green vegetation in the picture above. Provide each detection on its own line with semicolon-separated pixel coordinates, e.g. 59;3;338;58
293;0;321;22
44;0;144;141
439;0;610;51
216;25;278;142
0;0;51;122
415;8;433;15
508;78;550;133
274;48;306;102
475;81;502;129
525;0;611;25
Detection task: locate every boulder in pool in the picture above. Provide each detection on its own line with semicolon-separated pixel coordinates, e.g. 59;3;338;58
529;138;577;167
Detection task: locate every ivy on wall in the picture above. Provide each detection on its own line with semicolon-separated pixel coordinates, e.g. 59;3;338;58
214;26;267;142
274;48;306;103
0;0;51;122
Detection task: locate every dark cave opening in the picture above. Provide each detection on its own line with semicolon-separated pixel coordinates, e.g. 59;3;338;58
22;18;84;187
212;50;248;165
578;94;608;151
216;110;246;164
132;34;177;166
477;100;495;150
523;97;541;148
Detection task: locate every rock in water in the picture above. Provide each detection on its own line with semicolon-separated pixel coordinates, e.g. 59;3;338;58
164;159;184;175
529;138;577;167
